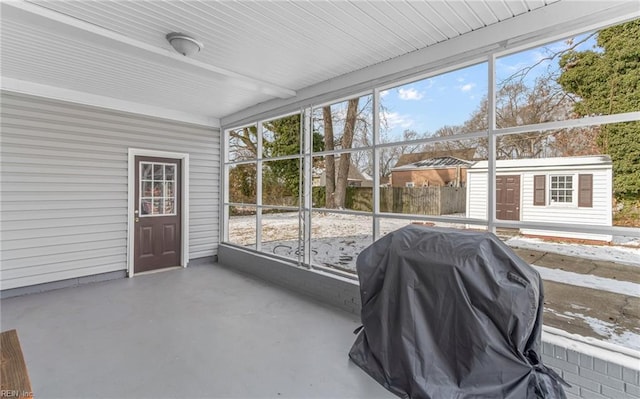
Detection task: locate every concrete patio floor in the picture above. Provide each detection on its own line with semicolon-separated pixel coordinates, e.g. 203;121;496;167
0;263;394;399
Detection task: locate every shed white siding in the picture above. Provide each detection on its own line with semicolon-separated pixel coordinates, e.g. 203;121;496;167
466;156;612;241
466;172;489;221
519;171;612;236
1;92;220;290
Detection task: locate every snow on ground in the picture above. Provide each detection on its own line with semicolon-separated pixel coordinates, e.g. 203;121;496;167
262;235;640;298
234;211;640;305
231;212;640;269
532;265;640;298
229;212;640;350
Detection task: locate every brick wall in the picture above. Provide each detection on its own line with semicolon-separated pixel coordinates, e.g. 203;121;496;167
541;328;640;399
218;244;640;398
391;168;468;187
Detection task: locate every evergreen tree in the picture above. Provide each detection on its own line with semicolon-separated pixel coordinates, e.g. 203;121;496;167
263;115;324;199
558;20;640;198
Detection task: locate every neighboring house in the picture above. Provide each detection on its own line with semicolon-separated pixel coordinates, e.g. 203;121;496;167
391;156;473;188
312;159;373;188
466;155;613;241
394;148;477;168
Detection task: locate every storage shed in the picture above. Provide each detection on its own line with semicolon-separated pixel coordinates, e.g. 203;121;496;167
466;155;613;242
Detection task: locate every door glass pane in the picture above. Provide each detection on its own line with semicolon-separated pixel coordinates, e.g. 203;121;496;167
165;165;175;181
142;181;153;197
154;164;164;180
165;199;175;214
139;161;177;217
154;182;164;197
141;199;152;215
142;164;153;179
153;199;163;215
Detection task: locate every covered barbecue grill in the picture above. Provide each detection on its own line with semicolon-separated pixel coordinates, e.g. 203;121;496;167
349;225;567;398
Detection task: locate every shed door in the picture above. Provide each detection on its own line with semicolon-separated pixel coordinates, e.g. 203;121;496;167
496;175;520;221
134;156;181;273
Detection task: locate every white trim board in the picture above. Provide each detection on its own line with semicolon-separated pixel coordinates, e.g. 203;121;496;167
2;78;220;128
127;148;190;277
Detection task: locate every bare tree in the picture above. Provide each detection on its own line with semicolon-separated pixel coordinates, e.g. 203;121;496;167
466;73;576;160
318;96;373;208
333;98;359;208
378;130;428;177
322;106;336;208
551;126;600;156
501;33;597;88
228;126;258;161
431;125;479;154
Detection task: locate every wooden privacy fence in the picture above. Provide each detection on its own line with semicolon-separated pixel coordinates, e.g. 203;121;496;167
379;186;466;215
314;186;466;215
244;186;466;216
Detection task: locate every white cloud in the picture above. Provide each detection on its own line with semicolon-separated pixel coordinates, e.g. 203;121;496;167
423;79;435;89
380;90;389;98
381;111;414;130
496;58;527;73
397;87;424;101
460;83;475;92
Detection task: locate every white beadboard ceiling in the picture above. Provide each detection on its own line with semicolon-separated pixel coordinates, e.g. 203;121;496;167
0;0;635;126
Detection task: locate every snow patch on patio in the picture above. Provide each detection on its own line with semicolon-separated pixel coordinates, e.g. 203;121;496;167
532;265;640;298
507;237;640;267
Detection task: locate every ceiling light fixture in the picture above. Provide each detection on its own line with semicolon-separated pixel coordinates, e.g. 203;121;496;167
166;32;203;57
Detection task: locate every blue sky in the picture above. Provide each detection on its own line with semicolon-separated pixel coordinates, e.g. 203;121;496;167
379;32;597;140
380;62;487;138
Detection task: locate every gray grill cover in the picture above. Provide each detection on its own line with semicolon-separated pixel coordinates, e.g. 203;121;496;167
349;226;567;399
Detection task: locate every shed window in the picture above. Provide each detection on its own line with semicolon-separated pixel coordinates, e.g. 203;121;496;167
550;175;573;204
405;182;415;188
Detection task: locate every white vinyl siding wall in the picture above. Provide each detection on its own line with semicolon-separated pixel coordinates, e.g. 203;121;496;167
466;158;612;241
466;172;489;221
1;92;220;290
520;169;612;241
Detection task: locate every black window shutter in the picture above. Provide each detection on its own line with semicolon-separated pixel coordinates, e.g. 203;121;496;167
578;174;593;207
534;175;545;206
